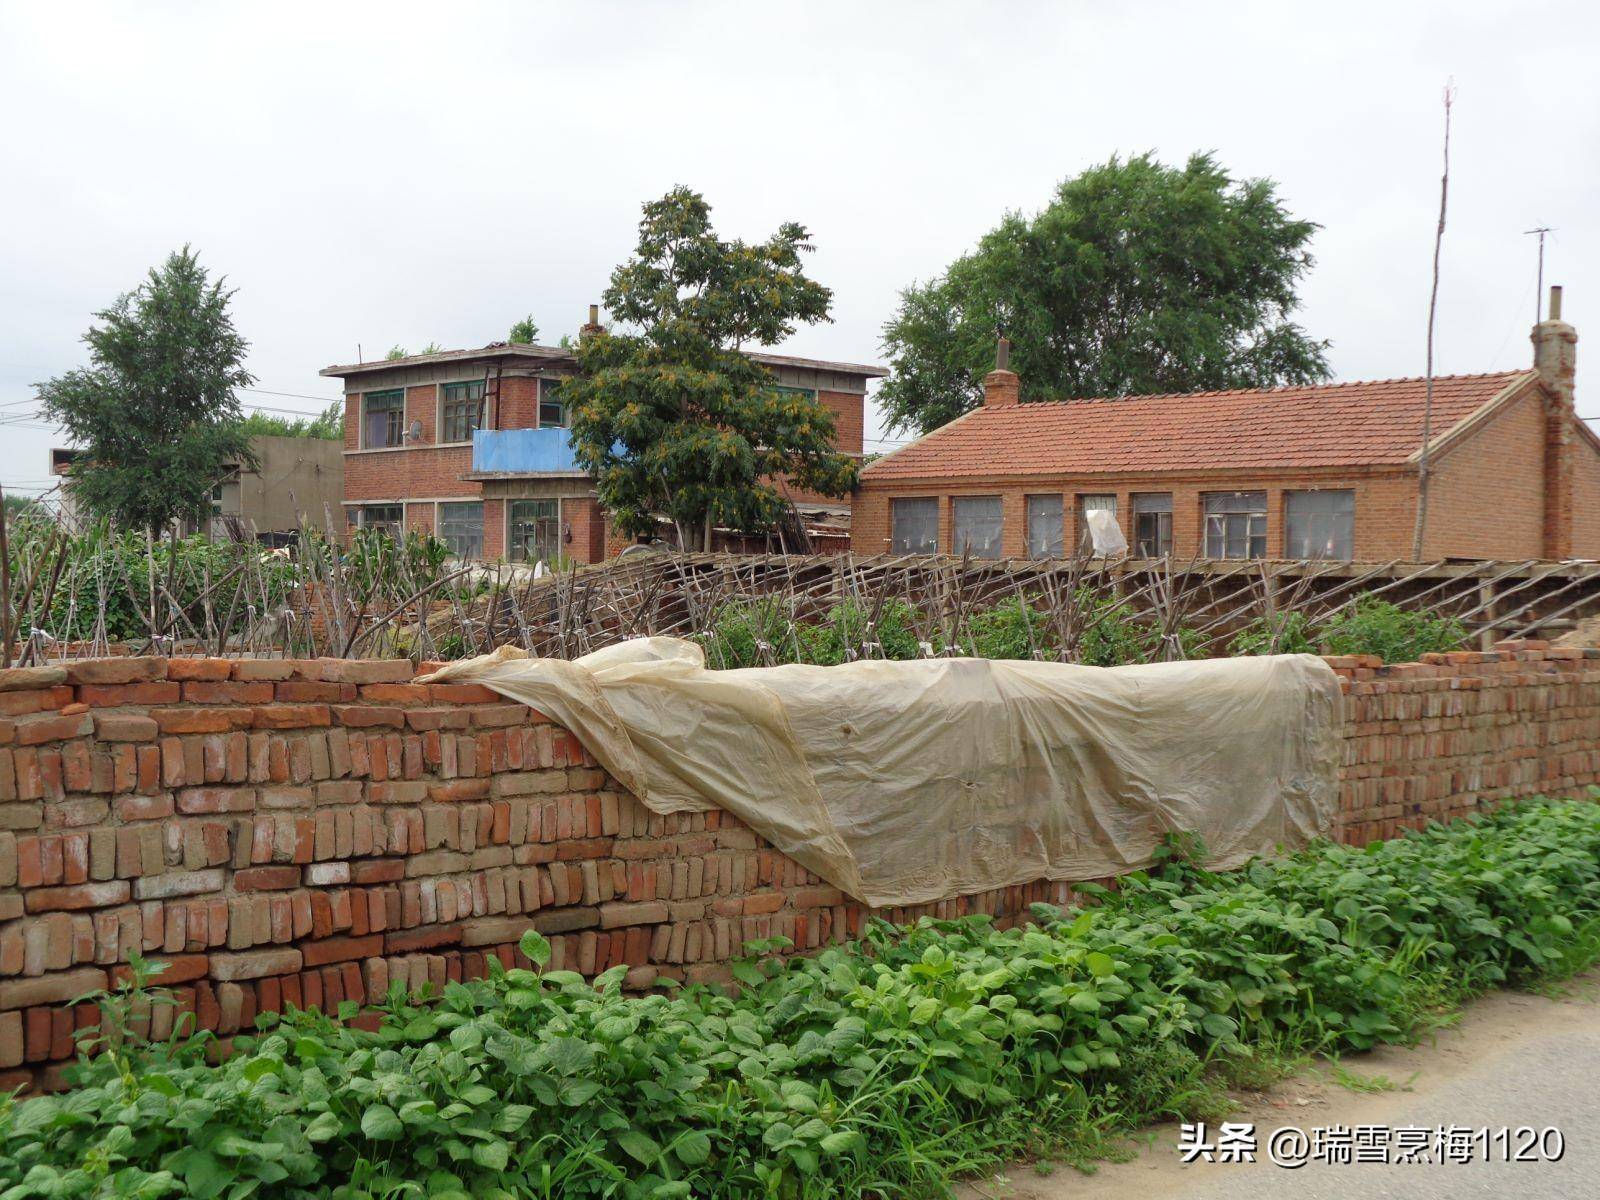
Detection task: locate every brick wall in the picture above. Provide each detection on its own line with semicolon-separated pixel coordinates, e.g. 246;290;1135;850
1425;389;1549;559
0;656;1068;1091
1327;641;1600;843
3;643;1596;1091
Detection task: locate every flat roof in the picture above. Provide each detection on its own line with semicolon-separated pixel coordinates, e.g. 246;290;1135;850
321;342;886;379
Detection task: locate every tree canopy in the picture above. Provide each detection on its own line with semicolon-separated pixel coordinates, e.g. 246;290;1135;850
878;152;1331;434
239;401;342;440
508;315;540;344
563;188;857;546
35;247;256;533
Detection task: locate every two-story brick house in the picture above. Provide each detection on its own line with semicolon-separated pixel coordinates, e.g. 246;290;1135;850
324;315;884;563
855;290;1598;562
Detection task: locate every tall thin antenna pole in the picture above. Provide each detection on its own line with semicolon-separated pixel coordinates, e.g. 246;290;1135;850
1412;81;1455;562
1525;226;1554;322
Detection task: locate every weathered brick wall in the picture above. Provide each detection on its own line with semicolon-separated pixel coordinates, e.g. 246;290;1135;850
1327;641;1600;844
2;642;1597;1091
0;655;1067;1092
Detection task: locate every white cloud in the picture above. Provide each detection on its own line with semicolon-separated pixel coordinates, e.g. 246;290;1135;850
0;0;1594;483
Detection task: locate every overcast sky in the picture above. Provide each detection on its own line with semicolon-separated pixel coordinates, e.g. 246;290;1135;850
1;0;1595;500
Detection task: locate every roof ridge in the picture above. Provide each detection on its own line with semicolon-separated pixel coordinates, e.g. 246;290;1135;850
991;369;1534;410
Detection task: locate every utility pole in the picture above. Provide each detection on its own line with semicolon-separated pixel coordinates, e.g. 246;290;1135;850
1525;226;1554;323
1412;82;1456;562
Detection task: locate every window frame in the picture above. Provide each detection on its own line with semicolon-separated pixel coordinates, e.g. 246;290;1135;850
889;496;939;555
1131;493;1173;558
1283;488;1355;561
436;501;485;560
439;379;487;444
537;377;568;429
1075;494;1118;556
1202;491;1268;560
354;503;404;537
507;498;563;564
951;495;1004;560
361;390;406;450
1024;494;1064;559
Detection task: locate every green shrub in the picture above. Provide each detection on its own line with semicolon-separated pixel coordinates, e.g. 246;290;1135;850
1228;610;1317;657
6;798;1599;1198
1318;596;1467;661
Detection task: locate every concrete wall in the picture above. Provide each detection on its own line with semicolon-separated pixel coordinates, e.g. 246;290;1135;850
230;437;344;534
3;643;1597;1091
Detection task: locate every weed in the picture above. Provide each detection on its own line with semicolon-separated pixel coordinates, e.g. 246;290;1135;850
4;799;1600;1198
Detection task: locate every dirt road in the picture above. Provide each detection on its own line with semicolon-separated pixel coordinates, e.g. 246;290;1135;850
959;971;1600;1200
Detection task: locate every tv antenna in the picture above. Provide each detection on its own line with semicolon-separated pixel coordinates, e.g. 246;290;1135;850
1525;226;1554;321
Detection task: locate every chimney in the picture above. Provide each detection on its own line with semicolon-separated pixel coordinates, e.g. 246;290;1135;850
1532;285;1578;558
982;336;1020;407
579;303;605;343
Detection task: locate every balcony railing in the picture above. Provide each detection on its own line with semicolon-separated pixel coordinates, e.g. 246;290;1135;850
471;427;586;475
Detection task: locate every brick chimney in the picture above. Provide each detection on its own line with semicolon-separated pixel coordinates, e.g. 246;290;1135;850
982;336;1020;407
579;303;605;343
1533;286;1577;559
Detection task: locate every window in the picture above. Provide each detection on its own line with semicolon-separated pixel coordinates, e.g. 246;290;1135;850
538;378;567;428
509;499;561;564
437;501;484;559
1284;489;1354;560
440;380;486;443
889;497;938;554
356;504;403;536
1132;493;1173;557
362;390;405;449
952;496;1003;559
1076;494;1117;555
1025;494;1064;558
1203;491;1267;559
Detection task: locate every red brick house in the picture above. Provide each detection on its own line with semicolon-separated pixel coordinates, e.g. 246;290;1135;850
324;319;884;563
855;292;1595;562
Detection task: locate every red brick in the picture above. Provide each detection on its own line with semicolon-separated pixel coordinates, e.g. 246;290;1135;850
64;658;166;686
24;880;131;912
182;681;274;705
153;708;254;735
333;706;405;729
165;659;233;682
14;713;92;747
230;661;294;682
93;714;159;742
77;682;182;707
233;866;302;891
250;705;330;730
300;934;383;967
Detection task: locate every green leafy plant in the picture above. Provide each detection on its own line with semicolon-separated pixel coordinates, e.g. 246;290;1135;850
1318;596;1466;661
6;799;1600;1198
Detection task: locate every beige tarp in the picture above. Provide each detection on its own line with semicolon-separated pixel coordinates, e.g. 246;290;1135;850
420;639;1343;908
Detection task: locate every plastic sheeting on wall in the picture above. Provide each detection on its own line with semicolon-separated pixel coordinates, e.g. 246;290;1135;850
420;639;1344;908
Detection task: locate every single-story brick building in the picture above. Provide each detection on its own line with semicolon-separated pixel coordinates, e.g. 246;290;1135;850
855;290;1594;562
324;310;884;563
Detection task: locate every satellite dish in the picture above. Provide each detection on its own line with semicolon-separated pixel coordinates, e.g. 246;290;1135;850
408;420;423;442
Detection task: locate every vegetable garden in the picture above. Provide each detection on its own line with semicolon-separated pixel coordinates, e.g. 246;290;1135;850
3;797;1599;1199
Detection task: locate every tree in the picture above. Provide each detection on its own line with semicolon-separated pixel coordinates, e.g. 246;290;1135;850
35;248;256;534
878;152;1332;434
239;400;343;440
508;315;540;344
563;188;857;547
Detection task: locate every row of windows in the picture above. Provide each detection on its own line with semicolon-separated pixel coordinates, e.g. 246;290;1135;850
360;378;568;450
350;500;565;563
890;489;1356;560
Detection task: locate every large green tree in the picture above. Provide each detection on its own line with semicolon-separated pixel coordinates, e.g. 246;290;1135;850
564;188;857;547
36;248;256;533
879;152;1331;434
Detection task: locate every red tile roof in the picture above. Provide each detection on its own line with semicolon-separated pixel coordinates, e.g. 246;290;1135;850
863;371;1536;481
